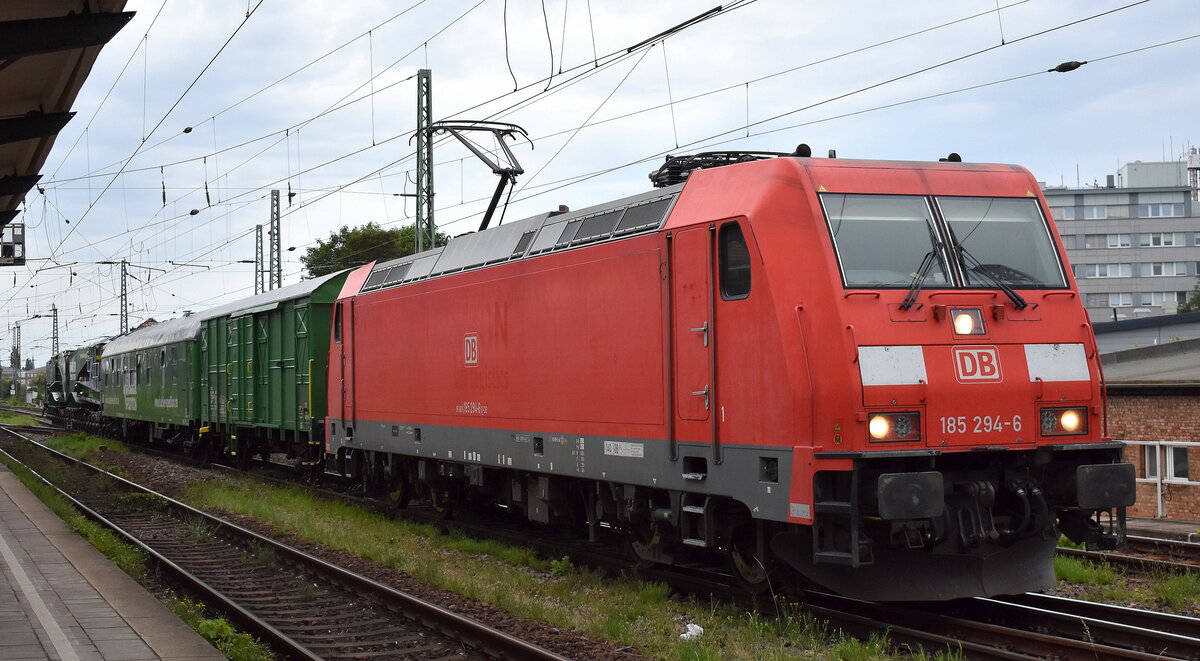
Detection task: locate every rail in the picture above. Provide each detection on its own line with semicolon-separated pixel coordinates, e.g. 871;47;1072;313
0;426;571;661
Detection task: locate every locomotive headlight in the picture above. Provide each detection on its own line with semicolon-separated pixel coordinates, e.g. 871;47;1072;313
950;308;985;335
1060;409;1082;433
953;313;975;334
869;415;891;439
868;412;921;442
1039;406;1088;436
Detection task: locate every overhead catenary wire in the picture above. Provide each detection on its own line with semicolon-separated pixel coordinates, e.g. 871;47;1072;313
21;0;1180;340
41;1;751;189
41;0;269;268
62;19;1189;320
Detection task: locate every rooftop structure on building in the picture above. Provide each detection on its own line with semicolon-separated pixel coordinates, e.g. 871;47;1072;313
1041;147;1200;323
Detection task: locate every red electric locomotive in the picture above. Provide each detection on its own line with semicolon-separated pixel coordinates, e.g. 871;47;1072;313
326;149;1134;601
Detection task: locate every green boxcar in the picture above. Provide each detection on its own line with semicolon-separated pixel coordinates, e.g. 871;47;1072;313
197;271;349;466
100;316;202;445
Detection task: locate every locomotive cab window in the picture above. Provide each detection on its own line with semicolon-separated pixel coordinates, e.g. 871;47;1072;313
720;222;751;300
821;194;948;288
334;302;343;344
937;196;1066;288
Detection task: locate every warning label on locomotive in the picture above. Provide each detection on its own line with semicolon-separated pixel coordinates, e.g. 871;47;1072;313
455;401;489;415
603;441;644;458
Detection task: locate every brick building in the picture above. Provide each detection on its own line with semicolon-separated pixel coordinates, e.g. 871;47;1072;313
1101;339;1200;520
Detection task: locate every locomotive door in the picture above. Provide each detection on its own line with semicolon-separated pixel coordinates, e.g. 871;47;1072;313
333;300;357;435
671;227;714;426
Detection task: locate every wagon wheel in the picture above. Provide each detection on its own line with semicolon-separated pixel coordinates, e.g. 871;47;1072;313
235;437;251;470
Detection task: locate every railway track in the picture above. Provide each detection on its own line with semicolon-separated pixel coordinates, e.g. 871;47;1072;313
1059;535;1200;575
807;590;1200;661
0;426;571;661
13;422;1200;660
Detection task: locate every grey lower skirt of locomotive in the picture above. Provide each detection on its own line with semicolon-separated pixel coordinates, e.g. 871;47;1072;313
772;444;1134;602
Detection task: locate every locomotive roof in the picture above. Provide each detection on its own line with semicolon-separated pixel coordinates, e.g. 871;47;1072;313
103;315;202;356
197;269;348;321
360;184;683;294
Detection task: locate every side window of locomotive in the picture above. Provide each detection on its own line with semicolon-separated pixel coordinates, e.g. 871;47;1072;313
333;302;343;344
821;194;947;288
719;222;751;300
936;196;1067;288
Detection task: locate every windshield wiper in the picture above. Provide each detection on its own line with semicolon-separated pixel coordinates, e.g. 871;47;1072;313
957;246;1028;310
900;249;939;310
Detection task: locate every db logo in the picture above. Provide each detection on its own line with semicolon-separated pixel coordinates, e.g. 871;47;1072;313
953;346;1002;383
464;333;479;367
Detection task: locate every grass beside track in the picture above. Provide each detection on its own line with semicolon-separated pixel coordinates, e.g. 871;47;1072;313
186;475;964;661
39;434;893;659
1054;554;1200;611
0;439;275;661
0;412;39;426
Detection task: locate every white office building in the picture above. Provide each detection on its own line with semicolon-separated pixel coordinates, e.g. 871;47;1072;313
1042;150;1200;323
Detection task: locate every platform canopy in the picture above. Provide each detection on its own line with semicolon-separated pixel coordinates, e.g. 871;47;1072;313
0;0;133;231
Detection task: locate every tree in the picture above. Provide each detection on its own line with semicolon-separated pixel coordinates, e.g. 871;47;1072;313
23;357;33;370
300;223;448;278
1180;281;1200;313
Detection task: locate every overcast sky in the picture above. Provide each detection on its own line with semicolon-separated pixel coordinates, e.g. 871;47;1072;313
4;0;1198;362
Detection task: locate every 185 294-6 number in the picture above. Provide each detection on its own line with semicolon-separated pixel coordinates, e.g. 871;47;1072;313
940;414;1022;435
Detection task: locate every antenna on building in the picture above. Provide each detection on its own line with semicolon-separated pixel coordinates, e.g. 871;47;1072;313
1188;146;1199;202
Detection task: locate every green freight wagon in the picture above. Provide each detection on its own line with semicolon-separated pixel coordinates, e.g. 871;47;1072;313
99;316;203;447
69;341;105;412
197;270;350;469
44;339;110;433
43;351;71;416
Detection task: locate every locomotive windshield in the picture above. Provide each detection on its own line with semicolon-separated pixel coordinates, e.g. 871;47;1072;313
821;194;949;287
821;193;1066;289
937;196;1066;287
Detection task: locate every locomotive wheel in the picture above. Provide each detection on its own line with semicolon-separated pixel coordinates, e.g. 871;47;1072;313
386;476;412;511
430;485;457;519
726;527;770;594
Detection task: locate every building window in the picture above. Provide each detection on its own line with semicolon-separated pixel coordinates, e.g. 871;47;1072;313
1082;205;1107;219
1053;206;1076;221
1138;261;1188;277
1140;232;1183;247
1082;263;1131;278
1138;291;1188;306
1138;203;1185;218
1085;234;1129;249
1147;445;1192;481
1108;292;1132;307
1061;235;1076;249
1086;293;1108;307
1105;205;1130;219
1172;446;1190;481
